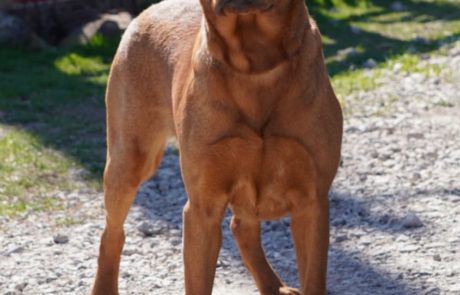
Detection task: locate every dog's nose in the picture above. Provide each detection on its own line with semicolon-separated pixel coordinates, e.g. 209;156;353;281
216;0;269;14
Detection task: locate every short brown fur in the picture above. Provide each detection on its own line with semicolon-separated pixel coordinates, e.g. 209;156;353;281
91;0;342;294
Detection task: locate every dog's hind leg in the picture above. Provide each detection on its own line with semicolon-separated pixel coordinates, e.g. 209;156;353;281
230;217;300;295
91;140;166;295
91;63;171;295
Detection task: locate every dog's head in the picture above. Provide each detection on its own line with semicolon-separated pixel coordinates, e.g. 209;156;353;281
198;0;310;72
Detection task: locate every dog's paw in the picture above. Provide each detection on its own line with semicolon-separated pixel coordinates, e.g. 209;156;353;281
279;286;301;295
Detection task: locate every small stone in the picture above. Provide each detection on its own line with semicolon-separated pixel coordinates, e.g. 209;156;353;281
448;284;460;293
363;58;378;69
169;229;182;237
331;218;347;227
407;133;425;140
45;276;57;283
433;254;442;262
0;11;32;46
335;235;348;243
360;236;372;246
399;244;420;253
424;287;440;294
157;181;170;191
15;283;27;292
350;26;361;34
137;221;161;237
170;238;182;246
378;214;390;225
98;20;122;38
401;212;423;229
6;245;25;255
338;47;358;57
53;233;69;244
390;1;406;11
122;249;137;256
345;126;361;133
412;172;422;181
414;36;431;45
122;272;131;279
393;63;403;72
217;259;229;268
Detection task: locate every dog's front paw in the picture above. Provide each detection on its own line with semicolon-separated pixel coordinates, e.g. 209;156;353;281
279;286;301;295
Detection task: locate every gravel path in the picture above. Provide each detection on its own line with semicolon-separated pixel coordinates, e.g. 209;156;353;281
1;41;459;295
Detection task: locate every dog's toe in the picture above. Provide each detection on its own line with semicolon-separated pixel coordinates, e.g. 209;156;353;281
279;286;301;295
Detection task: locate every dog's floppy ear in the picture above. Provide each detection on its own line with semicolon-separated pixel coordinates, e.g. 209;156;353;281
213;0;227;14
199;0;217;14
199;0;237;16
199;0;222;23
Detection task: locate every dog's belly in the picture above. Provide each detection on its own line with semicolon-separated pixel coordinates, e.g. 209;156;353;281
206;134;315;221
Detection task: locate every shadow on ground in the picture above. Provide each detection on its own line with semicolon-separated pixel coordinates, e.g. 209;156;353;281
0;39;117;181
131;148;425;294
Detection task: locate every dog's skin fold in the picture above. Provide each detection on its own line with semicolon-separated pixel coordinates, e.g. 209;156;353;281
91;0;343;294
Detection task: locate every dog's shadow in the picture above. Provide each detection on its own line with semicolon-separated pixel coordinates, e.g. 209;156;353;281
132;147;419;295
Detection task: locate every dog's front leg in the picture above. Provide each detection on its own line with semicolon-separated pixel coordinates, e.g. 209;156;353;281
183;198;226;295
230;217;300;295
291;195;329;295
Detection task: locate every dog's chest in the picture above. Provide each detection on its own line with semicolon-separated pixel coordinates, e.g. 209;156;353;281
179;68;320;220
207;132;315;221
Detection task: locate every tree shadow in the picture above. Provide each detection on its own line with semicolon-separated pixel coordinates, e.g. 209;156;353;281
309;0;460;76
0;39;118;184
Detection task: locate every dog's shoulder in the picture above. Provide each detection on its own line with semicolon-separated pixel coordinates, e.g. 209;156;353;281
126;0;202;42
116;0;202;65
140;0;202;25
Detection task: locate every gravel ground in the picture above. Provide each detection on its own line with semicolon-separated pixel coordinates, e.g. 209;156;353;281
1;41;459;295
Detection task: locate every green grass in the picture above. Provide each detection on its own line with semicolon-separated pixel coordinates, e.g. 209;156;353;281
0;35;117;216
311;0;460;62
1;0;460;217
309;0;460;113
0;128;72;194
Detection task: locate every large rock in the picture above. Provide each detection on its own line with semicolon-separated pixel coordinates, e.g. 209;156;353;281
60;11;132;47
99;11;132;37
0;10;32;46
59;18;101;47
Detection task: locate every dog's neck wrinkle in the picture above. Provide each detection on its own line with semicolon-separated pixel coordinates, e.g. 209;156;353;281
200;5;309;74
231;16;286;73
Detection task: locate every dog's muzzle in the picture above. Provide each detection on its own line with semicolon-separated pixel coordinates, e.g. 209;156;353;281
216;0;274;14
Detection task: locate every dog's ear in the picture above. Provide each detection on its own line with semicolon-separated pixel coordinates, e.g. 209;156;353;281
213;0;227;14
199;0;221;21
199;0;218;14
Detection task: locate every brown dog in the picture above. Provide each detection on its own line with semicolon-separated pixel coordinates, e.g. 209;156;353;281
91;0;342;294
